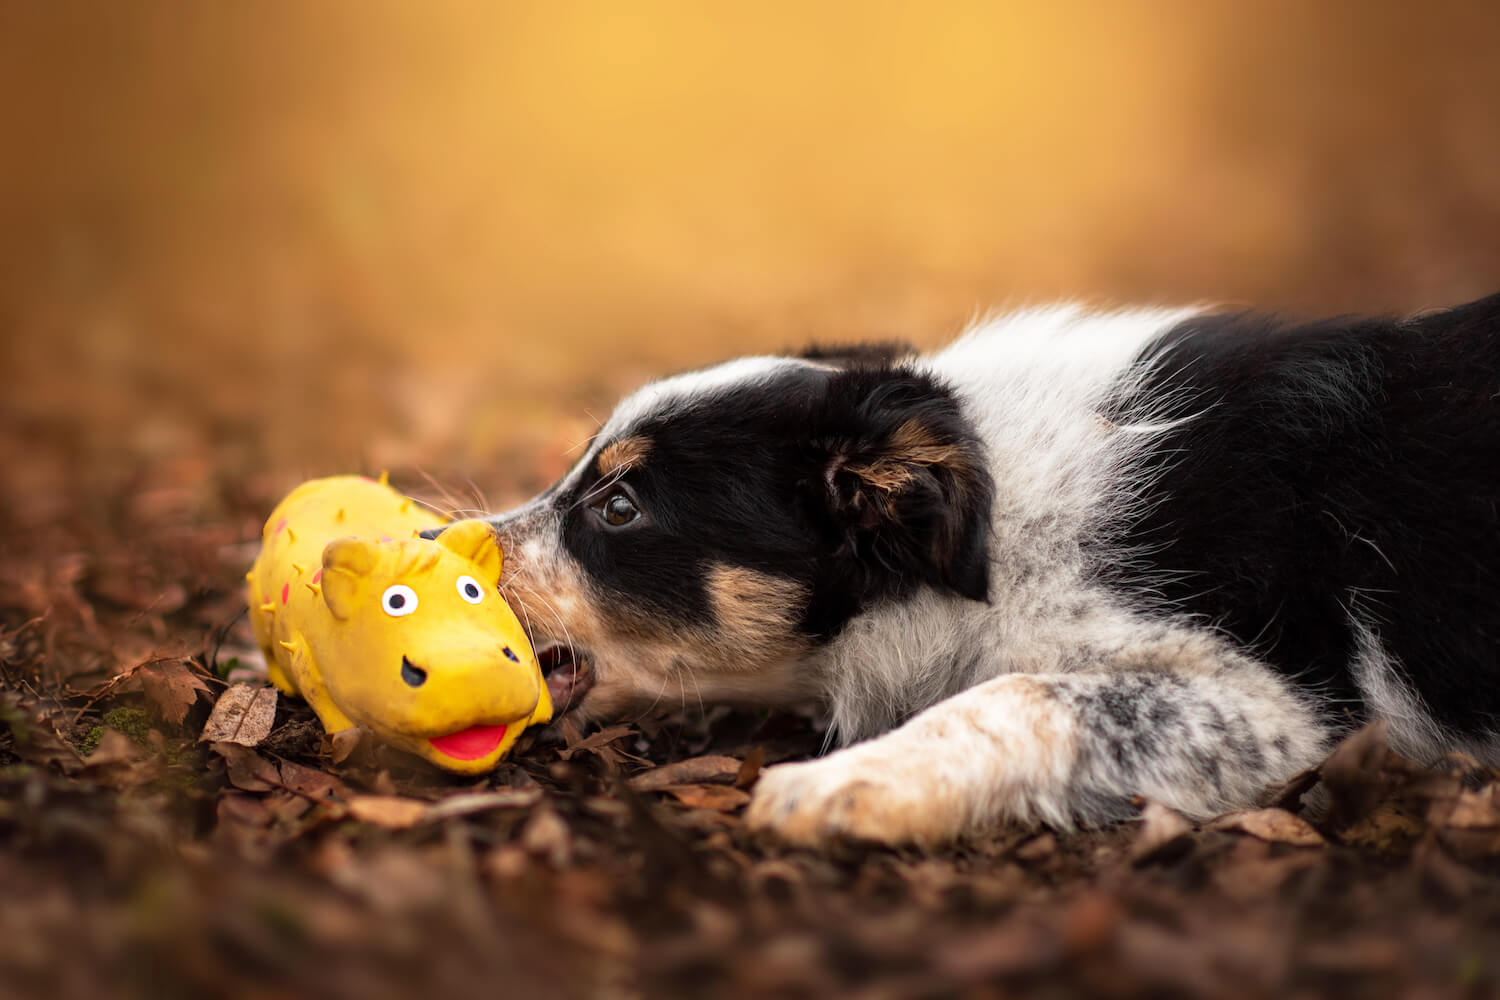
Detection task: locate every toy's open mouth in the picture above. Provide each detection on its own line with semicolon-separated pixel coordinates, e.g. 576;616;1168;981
536;641;594;712
429;724;509;760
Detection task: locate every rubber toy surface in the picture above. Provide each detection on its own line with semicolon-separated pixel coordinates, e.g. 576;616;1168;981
246;475;552;774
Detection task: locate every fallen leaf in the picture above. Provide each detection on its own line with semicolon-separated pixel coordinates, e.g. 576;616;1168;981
346;795;429;829
82;728;146;768
1339;801;1426;851
199;683;278;746
628;754;744;791
1319;721;1421;830
521;805;571;866
1212;851;1321;903
1442;786;1500;829
1014;832;1057;862
1060;890;1122;953
136;658;212;724
1208;808;1326;847
1131;800;1195;864
211;742;282;792
1262;766;1321;812
664;784;752;811
423;788;544;822
277;759;352;803
735;747;765;789
558;723;639;763
326;727;363;764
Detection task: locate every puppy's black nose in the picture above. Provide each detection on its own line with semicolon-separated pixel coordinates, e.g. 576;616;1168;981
418;526;445;540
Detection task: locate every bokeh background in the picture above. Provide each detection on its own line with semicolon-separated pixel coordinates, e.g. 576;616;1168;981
4;10;1500;995
4;1;1500;514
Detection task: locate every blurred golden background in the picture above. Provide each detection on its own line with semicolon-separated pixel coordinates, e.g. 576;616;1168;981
3;1;1499;511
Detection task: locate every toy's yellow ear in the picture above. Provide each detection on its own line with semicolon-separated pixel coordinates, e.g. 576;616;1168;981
322;538;377;621
436;520;504;587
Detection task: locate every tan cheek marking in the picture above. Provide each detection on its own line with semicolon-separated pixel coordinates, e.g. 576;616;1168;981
495;533;601;645
704;564;809;667
596;435;652;480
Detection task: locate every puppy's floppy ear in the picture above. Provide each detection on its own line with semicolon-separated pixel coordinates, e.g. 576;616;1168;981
811;366;993;603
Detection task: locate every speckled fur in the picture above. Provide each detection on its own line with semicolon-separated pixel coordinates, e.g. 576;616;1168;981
463;298;1500;846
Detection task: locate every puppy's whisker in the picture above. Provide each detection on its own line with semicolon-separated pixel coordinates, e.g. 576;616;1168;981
673;657;706;719
570;467;631;512
517;587;587;714
408;470;470;520
636;665;674;722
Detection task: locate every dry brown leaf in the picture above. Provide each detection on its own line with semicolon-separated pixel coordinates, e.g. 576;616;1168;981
558;723;639;763
1340;801;1426;851
1131;800;1195;864
1443;786;1500;829
1319;721;1422;830
326;727;363;764
211;742;282;793
277;759;352;804
423;788;544;822
735;747;765;789
1014;832;1057;862
135;658;211;724
521;805;571;866
199;683;277;746
628;754;744;791
664;784;752;811
0;692;83;771
82;729;146;769
1208;808;1326;847
346;795;430;829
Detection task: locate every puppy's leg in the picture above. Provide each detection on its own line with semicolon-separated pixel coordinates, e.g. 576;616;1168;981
746;653;1329;846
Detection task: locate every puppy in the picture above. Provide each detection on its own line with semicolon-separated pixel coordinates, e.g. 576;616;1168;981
448;293;1500;846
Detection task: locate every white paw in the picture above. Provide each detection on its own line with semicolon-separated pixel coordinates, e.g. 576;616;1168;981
744;753;956;847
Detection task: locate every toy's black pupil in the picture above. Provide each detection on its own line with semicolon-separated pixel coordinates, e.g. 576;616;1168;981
388;593;405;609
464;583;480;598
603;493;637;526
503;646;520;663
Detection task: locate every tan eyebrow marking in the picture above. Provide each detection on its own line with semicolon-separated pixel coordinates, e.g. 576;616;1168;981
596;435;652;479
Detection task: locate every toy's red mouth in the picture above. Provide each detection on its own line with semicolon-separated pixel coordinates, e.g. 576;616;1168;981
429;724;509;760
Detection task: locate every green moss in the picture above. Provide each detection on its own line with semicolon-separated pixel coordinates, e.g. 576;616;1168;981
0;700;28;743
75;724;105;756
102;707;153;746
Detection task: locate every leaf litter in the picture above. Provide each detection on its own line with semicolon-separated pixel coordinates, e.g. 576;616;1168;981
4;434;1500;1000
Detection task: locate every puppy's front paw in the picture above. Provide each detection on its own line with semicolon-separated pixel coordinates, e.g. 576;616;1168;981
744;754;952;847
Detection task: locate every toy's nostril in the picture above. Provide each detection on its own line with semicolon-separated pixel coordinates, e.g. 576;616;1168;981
502;646;521;663
400;657;428;687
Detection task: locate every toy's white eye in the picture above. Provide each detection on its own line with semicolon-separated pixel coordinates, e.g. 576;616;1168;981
455;575;485;605
382;584;419;617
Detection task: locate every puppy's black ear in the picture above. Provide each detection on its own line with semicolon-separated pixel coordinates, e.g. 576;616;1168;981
810;367;993;604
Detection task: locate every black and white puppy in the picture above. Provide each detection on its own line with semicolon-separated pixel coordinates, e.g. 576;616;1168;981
453;293;1500;846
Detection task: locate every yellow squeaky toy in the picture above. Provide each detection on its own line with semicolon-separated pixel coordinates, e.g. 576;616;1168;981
246;475;552;774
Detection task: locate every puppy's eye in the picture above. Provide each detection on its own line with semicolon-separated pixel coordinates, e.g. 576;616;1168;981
598;492;640;527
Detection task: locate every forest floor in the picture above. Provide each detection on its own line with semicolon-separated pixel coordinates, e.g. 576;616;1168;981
4;418;1500;1000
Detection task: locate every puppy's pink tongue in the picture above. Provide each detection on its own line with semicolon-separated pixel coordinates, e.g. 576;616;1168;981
429;724;508;760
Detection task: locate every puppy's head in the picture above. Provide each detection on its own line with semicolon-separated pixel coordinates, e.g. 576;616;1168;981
457;354;993;722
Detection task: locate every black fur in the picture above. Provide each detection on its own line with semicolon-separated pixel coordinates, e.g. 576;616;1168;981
1104;292;1500;738
806;367;993;612
798;340;916;367
542;363;992;642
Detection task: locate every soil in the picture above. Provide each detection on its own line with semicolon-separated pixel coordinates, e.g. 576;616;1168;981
4;439;1500;1000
